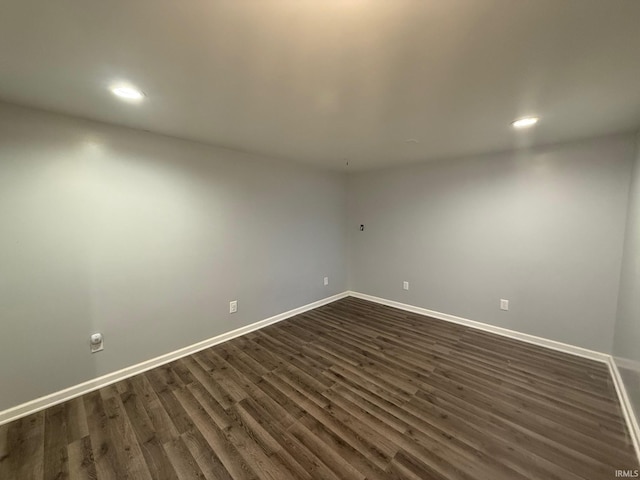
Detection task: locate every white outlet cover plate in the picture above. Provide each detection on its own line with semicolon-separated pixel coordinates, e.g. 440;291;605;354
230;300;238;313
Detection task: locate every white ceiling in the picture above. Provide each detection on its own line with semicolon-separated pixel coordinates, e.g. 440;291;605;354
1;0;640;170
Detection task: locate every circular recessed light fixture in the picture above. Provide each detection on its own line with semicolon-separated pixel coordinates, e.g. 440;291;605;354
110;85;145;101
511;116;539;129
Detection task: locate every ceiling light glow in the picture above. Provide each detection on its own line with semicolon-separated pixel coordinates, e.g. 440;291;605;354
511;116;539;129
111;85;145;101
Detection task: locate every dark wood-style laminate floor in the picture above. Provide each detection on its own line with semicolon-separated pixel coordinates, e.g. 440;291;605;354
0;297;637;479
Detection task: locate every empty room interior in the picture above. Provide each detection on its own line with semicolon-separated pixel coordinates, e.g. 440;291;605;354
2;1;640;479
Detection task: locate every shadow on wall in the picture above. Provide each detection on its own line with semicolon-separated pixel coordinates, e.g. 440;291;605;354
613;132;640;429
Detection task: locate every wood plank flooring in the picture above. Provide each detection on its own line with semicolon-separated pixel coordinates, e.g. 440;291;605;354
1;297;637;479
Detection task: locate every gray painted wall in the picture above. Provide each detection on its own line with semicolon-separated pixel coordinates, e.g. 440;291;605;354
1;99;637;414
0;103;348;411
614;132;640;421
348;135;635;352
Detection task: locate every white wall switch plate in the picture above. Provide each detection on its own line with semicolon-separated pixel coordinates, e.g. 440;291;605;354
403;281;409;291
500;299;509;311
230;300;238;314
324;276;329;286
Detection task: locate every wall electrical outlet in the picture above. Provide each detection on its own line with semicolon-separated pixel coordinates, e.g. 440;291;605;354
403;281;409;291
90;333;103;353
229;300;238;314
324;276;329;286
500;299;509;311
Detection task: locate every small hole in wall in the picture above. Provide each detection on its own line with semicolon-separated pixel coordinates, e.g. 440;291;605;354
360;225;364;231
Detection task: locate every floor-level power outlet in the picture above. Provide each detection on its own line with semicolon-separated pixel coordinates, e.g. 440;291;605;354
230;300;238;314
90;333;104;353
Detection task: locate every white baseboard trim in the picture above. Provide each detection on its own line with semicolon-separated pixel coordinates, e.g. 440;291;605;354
4;289;638;464
608;357;640;461
348;291;609;363
0;291;349;426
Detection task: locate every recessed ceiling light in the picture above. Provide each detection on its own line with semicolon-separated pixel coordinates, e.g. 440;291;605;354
110;85;145;101
511;116;539;129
